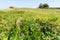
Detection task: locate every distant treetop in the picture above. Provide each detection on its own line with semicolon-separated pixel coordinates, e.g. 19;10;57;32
38;3;49;8
9;6;15;9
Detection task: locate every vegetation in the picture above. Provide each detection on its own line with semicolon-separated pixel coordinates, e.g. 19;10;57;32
0;8;60;40
38;3;49;8
9;6;15;9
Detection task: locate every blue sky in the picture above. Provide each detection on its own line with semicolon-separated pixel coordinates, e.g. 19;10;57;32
0;0;60;8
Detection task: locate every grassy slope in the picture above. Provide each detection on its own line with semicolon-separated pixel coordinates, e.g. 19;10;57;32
0;8;60;40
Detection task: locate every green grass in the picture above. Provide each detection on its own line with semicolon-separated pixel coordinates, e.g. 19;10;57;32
0;8;60;40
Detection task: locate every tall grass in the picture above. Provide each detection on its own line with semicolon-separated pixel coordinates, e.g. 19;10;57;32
0;8;60;40
7;17;60;40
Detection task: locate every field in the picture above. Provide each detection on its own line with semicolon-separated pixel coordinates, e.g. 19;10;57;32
0;8;60;40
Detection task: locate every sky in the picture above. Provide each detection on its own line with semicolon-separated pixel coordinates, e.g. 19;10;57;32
0;0;60;9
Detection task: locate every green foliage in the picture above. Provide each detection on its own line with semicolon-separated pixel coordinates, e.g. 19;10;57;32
9;6;15;9
0;9;60;40
38;3;49;8
7;17;60;40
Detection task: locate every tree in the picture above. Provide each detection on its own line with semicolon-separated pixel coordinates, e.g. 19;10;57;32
38;3;49;8
43;4;49;8
38;3;43;8
9;6;15;9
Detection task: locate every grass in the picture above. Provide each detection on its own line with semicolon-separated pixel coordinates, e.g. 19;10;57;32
0;8;60;40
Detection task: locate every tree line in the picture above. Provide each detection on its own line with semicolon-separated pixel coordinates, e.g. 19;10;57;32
9;3;60;9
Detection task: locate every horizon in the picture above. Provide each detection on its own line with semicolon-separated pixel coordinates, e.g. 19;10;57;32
0;0;60;9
